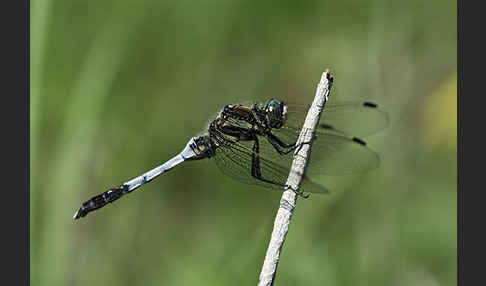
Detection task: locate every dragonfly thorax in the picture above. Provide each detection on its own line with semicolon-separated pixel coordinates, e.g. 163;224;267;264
190;136;215;159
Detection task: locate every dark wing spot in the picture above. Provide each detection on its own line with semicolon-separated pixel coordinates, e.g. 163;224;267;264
352;137;367;146
319;123;334;130
363;102;377;108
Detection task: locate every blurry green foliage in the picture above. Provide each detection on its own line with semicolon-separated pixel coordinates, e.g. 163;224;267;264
31;0;456;285
419;73;457;151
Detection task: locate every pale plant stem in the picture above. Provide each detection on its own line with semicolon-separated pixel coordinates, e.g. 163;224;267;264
257;70;334;286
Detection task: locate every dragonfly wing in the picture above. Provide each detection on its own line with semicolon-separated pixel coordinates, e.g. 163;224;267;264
286;101;389;137
263;125;380;176
213;141;282;190
307;129;381;175
212;135;329;194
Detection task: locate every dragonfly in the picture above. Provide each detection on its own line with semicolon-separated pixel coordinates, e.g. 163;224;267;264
73;98;388;219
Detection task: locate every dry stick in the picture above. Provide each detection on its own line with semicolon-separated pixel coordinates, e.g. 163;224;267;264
257;70;334;286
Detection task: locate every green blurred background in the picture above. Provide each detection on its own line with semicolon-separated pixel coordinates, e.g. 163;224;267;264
30;0;456;285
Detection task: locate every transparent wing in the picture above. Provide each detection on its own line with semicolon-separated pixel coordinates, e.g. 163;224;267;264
212;134;329;194
213;140;284;190
285;100;389;138
269;126;381;176
307;130;380;175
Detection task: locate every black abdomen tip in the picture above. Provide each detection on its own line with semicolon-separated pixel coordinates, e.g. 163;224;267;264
319;123;334;130
363;102;377;108
352;137;367;146
73;208;87;220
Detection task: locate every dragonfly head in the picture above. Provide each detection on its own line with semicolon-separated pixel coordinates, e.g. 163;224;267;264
265;99;288;129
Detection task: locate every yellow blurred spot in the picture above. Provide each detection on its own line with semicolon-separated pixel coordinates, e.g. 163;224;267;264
419;73;457;150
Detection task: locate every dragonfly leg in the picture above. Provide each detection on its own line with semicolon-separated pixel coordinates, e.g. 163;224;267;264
251;136;262;178
284;185;310;199
267;132;315;156
266;133;296;155
250;136;288;188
